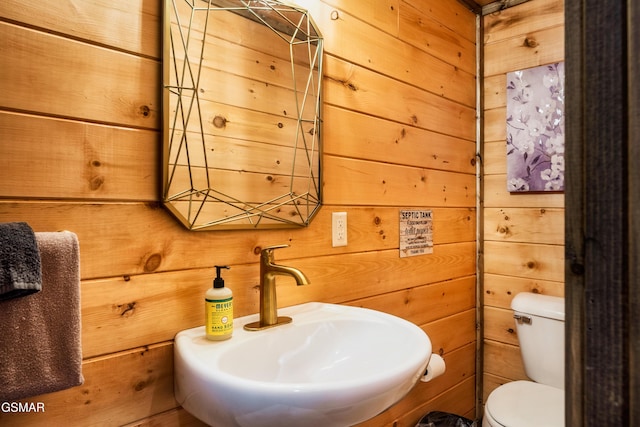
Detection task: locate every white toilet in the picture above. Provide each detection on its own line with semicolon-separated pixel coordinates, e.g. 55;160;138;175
483;292;565;427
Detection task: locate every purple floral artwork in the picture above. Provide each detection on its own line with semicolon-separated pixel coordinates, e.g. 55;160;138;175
506;62;565;192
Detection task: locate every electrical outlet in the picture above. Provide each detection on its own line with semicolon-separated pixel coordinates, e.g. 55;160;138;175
332;212;347;247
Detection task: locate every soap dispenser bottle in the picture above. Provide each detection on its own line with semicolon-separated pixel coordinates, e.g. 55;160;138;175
205;266;233;341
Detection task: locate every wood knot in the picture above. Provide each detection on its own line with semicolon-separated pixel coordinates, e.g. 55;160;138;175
89;175;104;191
526;261;536;269
570;261;585;275
120;302;136;317
138;105;151;118
144;253;162;272
523;37;539;48
373;216;381;226
345;82;358;91
213;115;227;128
134;378;153;392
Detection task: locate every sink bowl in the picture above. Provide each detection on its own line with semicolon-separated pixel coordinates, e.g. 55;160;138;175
174;302;432;427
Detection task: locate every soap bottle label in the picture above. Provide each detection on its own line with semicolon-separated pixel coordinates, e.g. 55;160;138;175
205;297;233;336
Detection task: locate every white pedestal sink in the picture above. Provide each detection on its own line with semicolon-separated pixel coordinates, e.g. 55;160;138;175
174;302;432;427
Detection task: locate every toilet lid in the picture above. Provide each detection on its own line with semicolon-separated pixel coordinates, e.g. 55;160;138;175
486;380;564;427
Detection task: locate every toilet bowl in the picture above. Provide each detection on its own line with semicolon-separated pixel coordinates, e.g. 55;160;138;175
483;293;565;427
483;381;563;427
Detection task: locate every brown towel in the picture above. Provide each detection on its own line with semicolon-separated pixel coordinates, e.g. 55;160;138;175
0;222;42;300
0;231;84;400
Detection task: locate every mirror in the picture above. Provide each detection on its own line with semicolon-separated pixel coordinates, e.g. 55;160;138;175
163;0;323;230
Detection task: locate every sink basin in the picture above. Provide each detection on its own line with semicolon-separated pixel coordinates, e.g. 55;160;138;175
174;302;432;427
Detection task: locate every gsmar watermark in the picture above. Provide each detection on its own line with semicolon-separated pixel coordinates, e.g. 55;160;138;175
1;401;45;413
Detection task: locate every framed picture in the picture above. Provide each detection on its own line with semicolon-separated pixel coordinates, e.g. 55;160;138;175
506;62;565;192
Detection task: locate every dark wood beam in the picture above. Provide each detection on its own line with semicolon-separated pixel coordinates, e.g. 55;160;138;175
565;0;637;425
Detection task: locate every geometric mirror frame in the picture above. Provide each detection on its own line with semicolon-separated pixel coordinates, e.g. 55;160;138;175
163;0;323;230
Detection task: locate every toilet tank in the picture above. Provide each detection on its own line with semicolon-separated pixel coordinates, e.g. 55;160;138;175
511;292;565;389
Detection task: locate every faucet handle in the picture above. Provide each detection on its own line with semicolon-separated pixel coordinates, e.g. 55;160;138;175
261;244;289;253
261;244;290;262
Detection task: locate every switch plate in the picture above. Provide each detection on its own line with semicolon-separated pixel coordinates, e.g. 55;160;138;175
332;212;347;247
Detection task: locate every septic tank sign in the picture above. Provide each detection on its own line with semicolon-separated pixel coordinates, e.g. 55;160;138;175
399;210;433;258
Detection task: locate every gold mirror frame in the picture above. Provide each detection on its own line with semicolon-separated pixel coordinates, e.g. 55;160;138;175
163;0;323;230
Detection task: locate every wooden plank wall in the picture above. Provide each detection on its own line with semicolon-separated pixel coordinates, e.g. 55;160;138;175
482;0;565;403
0;0;477;425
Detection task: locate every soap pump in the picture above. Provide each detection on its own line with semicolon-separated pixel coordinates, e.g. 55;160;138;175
205;265;233;341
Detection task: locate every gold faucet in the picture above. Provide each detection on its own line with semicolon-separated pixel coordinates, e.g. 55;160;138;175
244;244;310;331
